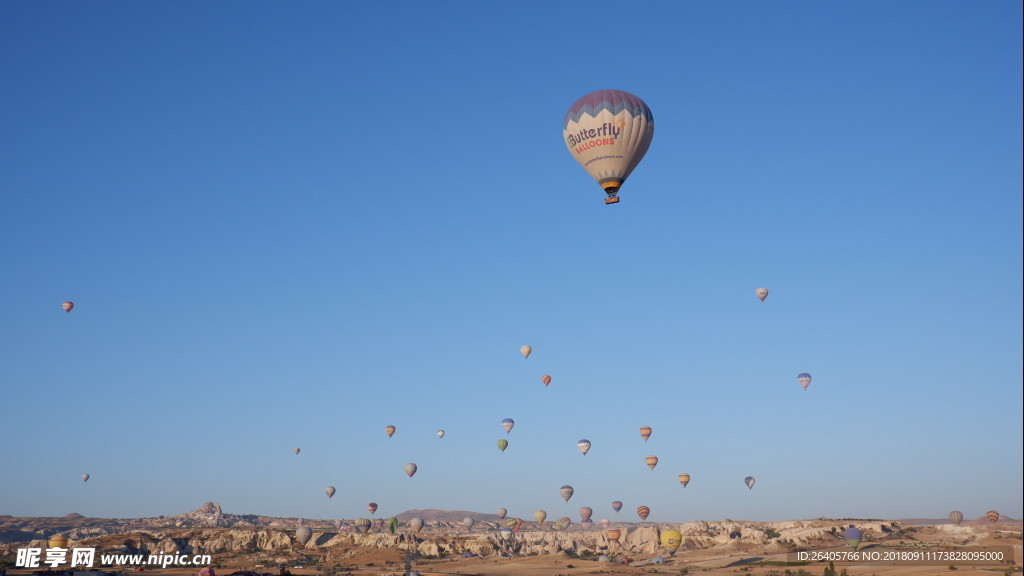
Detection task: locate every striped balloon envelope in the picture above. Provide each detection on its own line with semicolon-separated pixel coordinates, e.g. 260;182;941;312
986;510;1000;523
636;506;650;521
645;455;659;470
563;89;654;204
639;426;653;441
678;473;691;487
948;510;963;524
606;528;621;542
198;568;215;576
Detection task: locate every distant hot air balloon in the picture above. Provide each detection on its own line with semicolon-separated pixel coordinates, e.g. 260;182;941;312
564;89;654;205
497;439;509;452
745;476;756;490
367;502;378;515
294;448;300;455
600;518;610;527
462;517;475;530
645;455;659;470
497;508;507;519
844;526;863;550
555;517;571;530
542;375;552;387
355;518;371;533
797;373;812;390
325;486;336;499
606;528;621;543
639;426;652;442
409;518;424;533
404;462;417;477
756;287;769;302
520;345;532;359
437;429;445;439
534;510;547;525
636;506;650;521
385;425;396;438
560;485;574;502
507;517;523;532
198;567;215;576
949;510;964;524
986;510;1000;524
62;301;74;313
501;418;515;434
660;529;682;555
47;536;68;549
577;439;591;456
678;473;691;487
579;507;593;522
388;517;398;534
612;501;623;513
81;474;89;482
294;526;312;545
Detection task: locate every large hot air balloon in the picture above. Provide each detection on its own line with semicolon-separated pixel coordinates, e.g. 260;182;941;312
462;517;475;530
497;439;509;452
745;476;756;490
355;518;371;533
560;485;574;502
81;474;89;482
295;526;312;545
409;518;424;533
405;462;417;477
520;345;532;359
62;301;74;313
579;507;593;522
986;510;1000;524
639;426;652;441
497;508;507;519
542;375;552;387
636;506;650;521
660;529;682;555
385;425;396;438
949;510;964;524
501;418;515;434
437;429;445;439
797;373;812;390
325;486;336;499
367;502;378;515
756;287;769;302
564;89;654;205
844;526;863;550
612;501;623;513
678;473;691;487
534;510;547;525
645;455;659;470
606;528;621;543
577;439;591;456
294;447;300;455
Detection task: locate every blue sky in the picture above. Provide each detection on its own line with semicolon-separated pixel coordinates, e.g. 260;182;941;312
1;1;1021;523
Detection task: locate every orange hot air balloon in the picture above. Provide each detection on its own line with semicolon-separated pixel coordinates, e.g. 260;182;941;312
645;455;658;470
542;375;552;387
639;426;652;441
385;425;396;438
606;528;621;542
62;301;74;313
636;506;650;521
678;473;691;487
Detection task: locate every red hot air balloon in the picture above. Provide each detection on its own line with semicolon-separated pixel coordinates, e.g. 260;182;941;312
62;301;74;313
542;375;552;387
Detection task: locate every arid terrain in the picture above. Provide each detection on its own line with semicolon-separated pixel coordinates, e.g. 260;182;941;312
2;504;1019;576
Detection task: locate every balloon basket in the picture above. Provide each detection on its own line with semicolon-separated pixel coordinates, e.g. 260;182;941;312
604;197;620;205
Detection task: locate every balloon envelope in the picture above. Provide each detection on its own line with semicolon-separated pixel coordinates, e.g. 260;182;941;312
520;345;531;359
542;374;551;387
564;89;654;204
606;529;621;542
745;476;756;489
62;301;74;313
639;426;652;441
577;439;591;456
560;485;574;502
501;418;515;433
756;287;769;302
48;536;68;548
949;510;963;524
579;506;593;522
409;518;424;533
645;455;658;470
294;448;300;455
797;373;812;390
82;474;89;482
367;502;378;515
533;510;547;524
295;526;312;545
612;501;623;513
986;510;999;523
497;439;509;452
462;517;474;530
497;508;507;519
355;518;371;533
385;425;396;438
844;527;863;550
325;486;336;499
678;473;691;487
405;462;417;477
637;506;650;520
660;529;682;554
437;429;445;438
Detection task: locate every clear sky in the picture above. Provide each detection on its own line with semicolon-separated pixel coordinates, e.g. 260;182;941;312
1;1;1021;524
